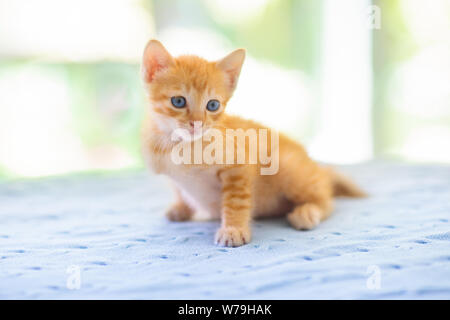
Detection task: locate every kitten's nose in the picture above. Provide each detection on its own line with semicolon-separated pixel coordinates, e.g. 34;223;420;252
189;120;203;128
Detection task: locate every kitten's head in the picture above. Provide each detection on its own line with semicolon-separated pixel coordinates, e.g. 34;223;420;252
142;40;245;140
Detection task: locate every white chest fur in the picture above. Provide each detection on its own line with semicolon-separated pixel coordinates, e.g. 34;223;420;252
168;165;222;220
143;134;223;220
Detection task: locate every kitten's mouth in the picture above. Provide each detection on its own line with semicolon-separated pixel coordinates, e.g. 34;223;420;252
175;123;210;141
187;126;209;140
182;121;209;137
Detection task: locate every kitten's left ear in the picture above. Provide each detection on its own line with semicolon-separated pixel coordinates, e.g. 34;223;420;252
217;48;246;92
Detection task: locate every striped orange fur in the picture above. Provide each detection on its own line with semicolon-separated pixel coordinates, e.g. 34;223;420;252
141;40;366;247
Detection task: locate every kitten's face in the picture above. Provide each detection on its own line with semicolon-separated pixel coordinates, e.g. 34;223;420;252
142;40;245;140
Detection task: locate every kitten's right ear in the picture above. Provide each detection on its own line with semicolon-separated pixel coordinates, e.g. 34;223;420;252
142;40;174;83
217;48;246;92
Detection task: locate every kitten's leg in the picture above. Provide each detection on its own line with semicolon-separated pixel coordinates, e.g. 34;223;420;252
286;202;332;230
284;166;334;230
166;187;194;222
215;168;252;247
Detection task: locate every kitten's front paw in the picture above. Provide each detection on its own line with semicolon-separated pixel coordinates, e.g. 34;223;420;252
166;203;193;222
215;226;251;247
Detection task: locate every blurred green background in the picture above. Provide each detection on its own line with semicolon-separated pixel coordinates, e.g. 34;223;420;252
0;0;449;179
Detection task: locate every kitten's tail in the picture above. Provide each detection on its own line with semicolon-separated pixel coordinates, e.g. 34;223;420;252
329;169;367;198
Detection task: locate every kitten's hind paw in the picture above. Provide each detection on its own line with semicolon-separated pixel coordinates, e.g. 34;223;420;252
165;202;193;222
287;203;322;230
215;226;251;247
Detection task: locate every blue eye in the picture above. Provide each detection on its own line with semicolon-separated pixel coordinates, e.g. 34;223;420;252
171;96;186;108
206;99;220;111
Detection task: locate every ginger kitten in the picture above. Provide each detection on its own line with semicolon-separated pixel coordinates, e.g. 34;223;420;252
141;40;366;247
